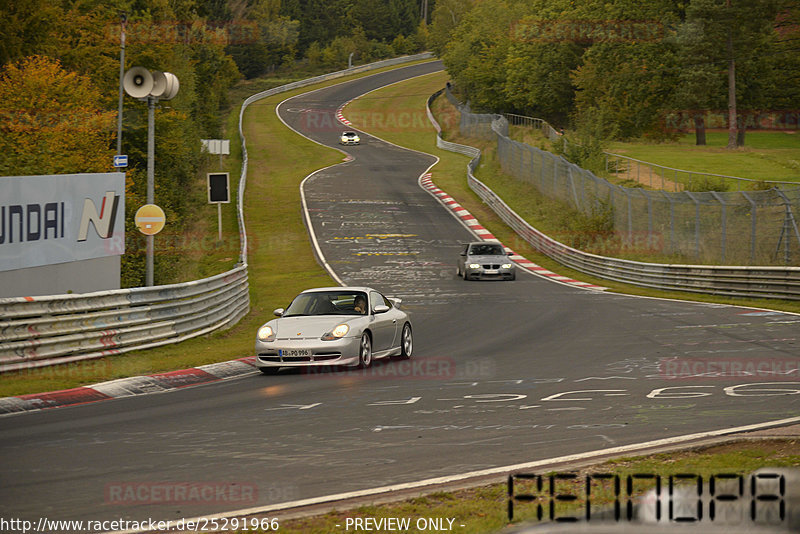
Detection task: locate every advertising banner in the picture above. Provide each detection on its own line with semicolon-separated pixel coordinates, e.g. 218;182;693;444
0;173;125;272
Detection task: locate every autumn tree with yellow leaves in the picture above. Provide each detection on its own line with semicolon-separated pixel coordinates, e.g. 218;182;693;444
0;55;116;176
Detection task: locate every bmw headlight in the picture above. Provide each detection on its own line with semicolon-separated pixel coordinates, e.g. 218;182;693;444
468;263;481;269
321;324;349;340
502;263;513;269
257;325;275;342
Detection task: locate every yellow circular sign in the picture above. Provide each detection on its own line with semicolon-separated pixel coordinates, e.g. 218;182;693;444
135;204;166;236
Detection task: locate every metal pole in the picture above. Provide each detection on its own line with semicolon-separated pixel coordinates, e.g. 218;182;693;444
711;191;726;263
741;191;757;264
660;191;675;254
218;204;223;242
146;96;155;287
686;192;700;259
775;189;800;265
116;13;126;155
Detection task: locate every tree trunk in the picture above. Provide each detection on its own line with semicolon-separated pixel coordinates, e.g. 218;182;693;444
737;123;746;147
694;114;707;146
726;4;738;149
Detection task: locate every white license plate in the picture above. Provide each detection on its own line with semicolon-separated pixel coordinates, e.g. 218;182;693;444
484;269;498;274
279;349;310;357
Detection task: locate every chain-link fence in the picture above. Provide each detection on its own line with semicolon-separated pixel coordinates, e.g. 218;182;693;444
445;87;800;266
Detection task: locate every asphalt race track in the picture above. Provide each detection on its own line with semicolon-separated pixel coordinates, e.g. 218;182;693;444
1;61;798;527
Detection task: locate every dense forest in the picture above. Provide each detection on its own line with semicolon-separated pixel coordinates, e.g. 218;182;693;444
0;0;430;285
428;0;799;147
4;0;797;285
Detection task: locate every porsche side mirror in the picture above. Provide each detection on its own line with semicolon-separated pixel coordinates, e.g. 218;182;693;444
273;308;284;317
373;304;390;314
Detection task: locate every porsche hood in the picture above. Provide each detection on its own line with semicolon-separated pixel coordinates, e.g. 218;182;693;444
269;316;359;339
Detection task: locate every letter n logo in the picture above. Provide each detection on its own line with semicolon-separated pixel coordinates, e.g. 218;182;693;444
77;191;120;241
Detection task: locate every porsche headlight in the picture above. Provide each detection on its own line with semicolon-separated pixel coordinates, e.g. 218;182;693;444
502;263;513;269
321;324;349;340
257;325;275;342
468;263;481;269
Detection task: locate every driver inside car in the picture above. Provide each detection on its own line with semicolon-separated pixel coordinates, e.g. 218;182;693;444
353;295;367;315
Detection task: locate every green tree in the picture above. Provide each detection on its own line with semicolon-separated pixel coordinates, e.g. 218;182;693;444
429;0;474;56
223;0;299;78
569;0;682;140
572;40;680;140
672;17;727;145
280;0;351;52
683;0;785;148
0;0;63;65
503;17;583;124
441;0;521;111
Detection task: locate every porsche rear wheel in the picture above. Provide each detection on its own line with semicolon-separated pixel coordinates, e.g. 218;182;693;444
399;323;413;359
358;333;372;368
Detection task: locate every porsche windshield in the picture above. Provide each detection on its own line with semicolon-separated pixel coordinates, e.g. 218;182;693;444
282;291;368;317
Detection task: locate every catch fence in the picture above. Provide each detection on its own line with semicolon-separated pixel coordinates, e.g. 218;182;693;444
445;87;800;267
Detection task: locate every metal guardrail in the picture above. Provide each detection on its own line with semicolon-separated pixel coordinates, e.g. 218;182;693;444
0;268;249;372
0;53;435;373
428;89;800;300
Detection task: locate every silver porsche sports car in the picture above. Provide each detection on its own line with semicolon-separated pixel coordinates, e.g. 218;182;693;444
255;287;413;375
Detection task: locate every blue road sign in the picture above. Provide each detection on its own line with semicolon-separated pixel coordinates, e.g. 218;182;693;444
113;155;128;168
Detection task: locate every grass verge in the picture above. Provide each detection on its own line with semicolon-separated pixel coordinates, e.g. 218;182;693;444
342;72;800;315
0;59;437;398
267;439;800;533
608;132;800;185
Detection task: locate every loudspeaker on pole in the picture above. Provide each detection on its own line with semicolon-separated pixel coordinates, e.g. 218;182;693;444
123;66;153;99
